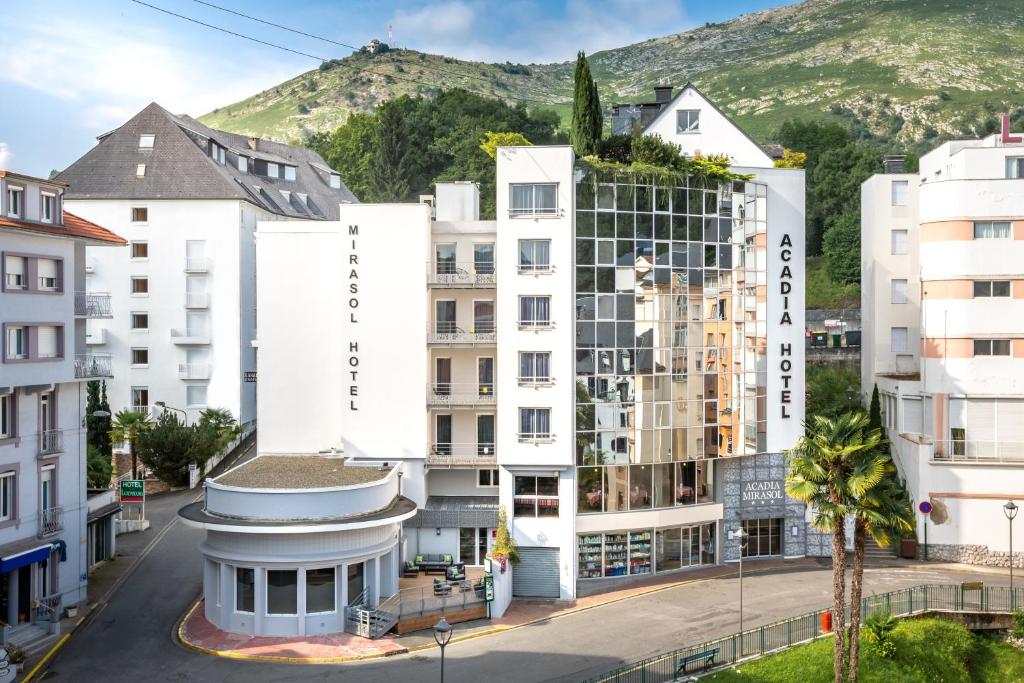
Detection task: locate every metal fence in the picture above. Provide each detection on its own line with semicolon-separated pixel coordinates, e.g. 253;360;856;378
582;583;1024;683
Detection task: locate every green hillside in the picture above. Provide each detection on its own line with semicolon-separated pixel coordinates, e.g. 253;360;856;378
200;0;1024;145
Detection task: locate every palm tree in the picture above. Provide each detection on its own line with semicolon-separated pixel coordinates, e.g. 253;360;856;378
785;413;884;683
109;409;152;480
847;461;913;683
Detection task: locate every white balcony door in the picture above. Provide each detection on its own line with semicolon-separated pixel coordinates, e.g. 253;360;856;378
186;311;207;334
40;392;53;434
40;464;55;510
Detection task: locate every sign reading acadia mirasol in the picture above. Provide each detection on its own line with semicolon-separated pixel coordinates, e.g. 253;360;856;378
347;224;360;411
778;233;794;419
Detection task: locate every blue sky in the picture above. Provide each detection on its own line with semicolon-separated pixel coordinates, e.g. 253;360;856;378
0;0;787;177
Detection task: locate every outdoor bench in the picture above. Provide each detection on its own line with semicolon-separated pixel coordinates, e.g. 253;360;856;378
675;647;718;673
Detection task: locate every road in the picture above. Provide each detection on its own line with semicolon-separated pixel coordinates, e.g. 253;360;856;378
39;503;1010;683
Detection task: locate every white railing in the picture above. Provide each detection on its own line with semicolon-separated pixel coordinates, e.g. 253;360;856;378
38;429;63;456
517;376;555;387
932;440;1024;463
170;328;210;343
427;383;495;406
517;263;556;274
426;323;496;345
74;354;112;378
508;206;560;218
518;319;555;330
178;363;211;380
184;257;210;272
75;292;112;318
426;443;497;466
426;261;496;287
39;506;63;536
185;292;210;308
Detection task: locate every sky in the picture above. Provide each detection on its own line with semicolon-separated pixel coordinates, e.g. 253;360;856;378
0;0;788;177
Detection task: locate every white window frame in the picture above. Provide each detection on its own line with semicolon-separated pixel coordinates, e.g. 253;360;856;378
974;339;1011;357
234;566;255;614
676;109;700;134
519;295;553;329
518;407;552;442
186;384;208;408
518;239;552;273
0;395;14;440
7;187;23;218
237;156;248;173
284;166;296;181
477;468;499;488
973;280;1011;298
130;277;149;296
518;351;552;385
267;162;279;178
891;279;908;304
329;174;341;189
130;312;149;332
5;326;27;360
135;164;146;179
130;347;149;367
1006;156;1024;179
509;183;558;217
891;180;909;206
130;206;148;224
138;134;155;150
891;229;908;255
4;255;26;290
0;471;14;522
890;327;908;354
973;221;1011;239
40;193;55;223
130;241;148;260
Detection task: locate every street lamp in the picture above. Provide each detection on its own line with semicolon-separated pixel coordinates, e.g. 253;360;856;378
154;401;187;425
846;385;856;403
1005;500;1018;607
433;617;453;683
734;527;748;641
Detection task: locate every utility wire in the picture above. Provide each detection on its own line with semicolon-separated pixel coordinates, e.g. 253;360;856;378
129;0;550;106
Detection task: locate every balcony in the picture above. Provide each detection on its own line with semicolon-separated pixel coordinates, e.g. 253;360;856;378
427;382;496;408
932;440;1024;464
38;429;63;456
185;292;210;309
426;262;496;288
170;328;211;345
426;443;497;467
38;506;64;537
74;354;112;378
74;292;112;318
184;257;210;273
178;363;211;380
86;328;107;345
427;322;496;346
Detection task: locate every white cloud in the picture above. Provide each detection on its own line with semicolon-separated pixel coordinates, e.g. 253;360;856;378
0;143;11;168
389;0;691;63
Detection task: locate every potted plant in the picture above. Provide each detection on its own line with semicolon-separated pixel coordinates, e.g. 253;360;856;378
488;506;519;573
899;529;919;559
6;643;26;672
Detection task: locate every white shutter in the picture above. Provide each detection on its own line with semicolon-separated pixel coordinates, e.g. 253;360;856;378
949;397;966;432
37;326;58;358
902;396;923;434
37;259;57;279
4;255;24;277
922;396;934;437
966;399;996;443
997;400;1024;456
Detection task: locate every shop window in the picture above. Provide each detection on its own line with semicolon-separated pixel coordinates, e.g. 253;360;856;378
266;569;298;615
513;475;559;517
306;567;335;614
741;518;782;558
235;567;254;613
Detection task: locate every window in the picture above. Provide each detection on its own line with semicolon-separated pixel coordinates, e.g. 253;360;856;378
890;327;908;354
891;279;908;304
519;295;552;328
41;193;55;223
519;239;551;272
518;352;551;383
741;518;782;557
131;207;148;223
130;387;148;410
235;567;254;613
509;183;558;216
7;187;22;218
267;162;279;178
284;166;296;181
130;242;148;259
5;326;27;360
474;243;495;275
974;221;1011;239
131;348;149;366
0;395;14;440
974;280;1011;297
891;229;908;255
434;243;456;275
478;469;499;487
519;407;551;441
329;174;341;189
135;164;146;179
186;384;208;407
237;156;248;173
676;109;700;133
138;134;155;149
266;569;297;615
891;180;909;206
0;471;14;522
513;476;559;517
131;312;149;331
36;258;59;291
4;255;25;289
1007;157;1024;179
974;339;1011;356
37;326;59;358
131;277;148;295
306;567;335;613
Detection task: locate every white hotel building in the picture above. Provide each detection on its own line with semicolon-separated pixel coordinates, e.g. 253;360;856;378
183;85;807;636
862;117;1024;565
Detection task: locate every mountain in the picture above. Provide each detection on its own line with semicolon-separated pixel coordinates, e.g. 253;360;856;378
199;0;1024;146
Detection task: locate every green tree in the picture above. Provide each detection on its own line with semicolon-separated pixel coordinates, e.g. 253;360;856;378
86;445;113;489
786;413;885;683
479;131;532;159
822;212;861;285
370;102;412;201
307;112;378;200
774;149;806;169
776;119;852;176
85;380;112;457
868;384;882;432
136;413;218;486
196;408;240;460
489;506;519;570
570;51;602;157
109;409;152;480
809;144;881;256
806;366;860;420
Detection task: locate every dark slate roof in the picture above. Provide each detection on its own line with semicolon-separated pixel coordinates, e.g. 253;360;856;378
58;102;357;219
405;496;499;529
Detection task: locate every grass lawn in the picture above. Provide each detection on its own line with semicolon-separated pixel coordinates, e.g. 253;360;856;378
704;618;1024;683
806;255;860;310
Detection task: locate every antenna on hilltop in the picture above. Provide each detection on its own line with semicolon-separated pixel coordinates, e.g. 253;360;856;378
388;23;393;44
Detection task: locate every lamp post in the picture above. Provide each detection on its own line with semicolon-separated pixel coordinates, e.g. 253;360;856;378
735;527;748;642
154;401;187;425
433;617;453;683
1005;500;1018;608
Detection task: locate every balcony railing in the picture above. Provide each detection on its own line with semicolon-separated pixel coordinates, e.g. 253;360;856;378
426;262;496;287
178;363;211;380
170;328;211;344
75;292;112;318
426;443;497;466
74;354;112;378
184;257;210;272
427;322;496;345
38;429;63;456
427;382;496;407
932;440;1024;463
185;292;210;308
39;506;64;537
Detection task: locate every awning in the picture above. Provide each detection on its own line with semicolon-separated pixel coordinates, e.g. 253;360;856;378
0;539;53;574
406;496;498;529
87;501;122;523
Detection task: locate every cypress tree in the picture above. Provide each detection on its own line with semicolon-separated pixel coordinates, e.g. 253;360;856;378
370;104;411;201
571;52;602;157
868;384;882;431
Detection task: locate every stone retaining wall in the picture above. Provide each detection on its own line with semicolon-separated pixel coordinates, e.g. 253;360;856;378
924;543;1024;568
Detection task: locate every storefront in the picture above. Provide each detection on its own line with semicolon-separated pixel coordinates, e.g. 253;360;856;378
577;522;717;579
0;539;66;626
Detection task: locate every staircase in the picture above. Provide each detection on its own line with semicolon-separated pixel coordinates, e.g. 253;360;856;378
5;622;58;657
342;590;400;640
862;535;898;564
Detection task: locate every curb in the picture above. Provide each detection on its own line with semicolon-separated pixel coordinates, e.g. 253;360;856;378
21;633;71;683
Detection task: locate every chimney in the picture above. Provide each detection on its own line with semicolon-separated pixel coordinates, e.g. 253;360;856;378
247;137;258;151
883;155;905;174
654;86;674;103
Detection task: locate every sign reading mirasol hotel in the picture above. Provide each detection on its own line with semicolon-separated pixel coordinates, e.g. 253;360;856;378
346;224;361;412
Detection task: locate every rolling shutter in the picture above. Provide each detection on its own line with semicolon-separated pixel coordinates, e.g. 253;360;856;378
512;547;560;598
901;396;922;435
